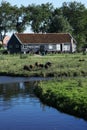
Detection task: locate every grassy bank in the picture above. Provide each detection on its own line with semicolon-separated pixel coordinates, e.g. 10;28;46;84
0;53;87;77
34;78;87;120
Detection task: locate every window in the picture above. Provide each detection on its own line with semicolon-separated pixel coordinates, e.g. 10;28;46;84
63;44;70;51
56;44;60;51
22;45;27;49
49;45;53;49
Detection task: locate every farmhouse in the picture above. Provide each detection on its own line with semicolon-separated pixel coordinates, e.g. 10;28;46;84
7;33;76;54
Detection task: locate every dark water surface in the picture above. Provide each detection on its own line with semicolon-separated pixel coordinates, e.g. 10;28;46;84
0;77;87;130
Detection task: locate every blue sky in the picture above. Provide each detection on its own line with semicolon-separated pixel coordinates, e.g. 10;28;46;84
1;0;87;8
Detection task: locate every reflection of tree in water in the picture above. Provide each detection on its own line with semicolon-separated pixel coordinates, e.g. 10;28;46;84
0;81;37;100
0;81;47;112
0;83;20;101
0;81;38;111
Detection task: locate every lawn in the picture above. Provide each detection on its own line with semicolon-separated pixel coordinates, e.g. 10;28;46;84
0;53;87;77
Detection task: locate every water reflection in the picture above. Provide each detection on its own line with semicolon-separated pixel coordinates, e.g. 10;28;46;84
19;82;25;90
0;81;39;111
0;81;87;130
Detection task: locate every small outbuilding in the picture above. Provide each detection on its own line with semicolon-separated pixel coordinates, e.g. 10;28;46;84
3;35;10;49
7;33;76;54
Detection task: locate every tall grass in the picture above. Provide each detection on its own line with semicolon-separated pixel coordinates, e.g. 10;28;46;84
34;77;87;120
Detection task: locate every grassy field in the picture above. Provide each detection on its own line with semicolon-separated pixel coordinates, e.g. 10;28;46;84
0;53;87;77
34;77;87;120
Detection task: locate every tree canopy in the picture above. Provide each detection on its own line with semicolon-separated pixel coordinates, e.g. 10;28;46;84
0;1;87;51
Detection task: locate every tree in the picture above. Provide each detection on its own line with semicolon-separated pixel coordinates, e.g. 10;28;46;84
76;34;86;51
0;1;13;37
39;3;53;33
61;1;86;34
28;4;42;33
11;5;30;33
47;14;72;33
27;3;53;33
61;1;87;50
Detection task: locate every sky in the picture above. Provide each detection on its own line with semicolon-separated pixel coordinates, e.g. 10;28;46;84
1;0;87;8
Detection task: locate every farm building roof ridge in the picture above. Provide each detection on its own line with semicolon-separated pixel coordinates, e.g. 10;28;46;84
14;33;72;44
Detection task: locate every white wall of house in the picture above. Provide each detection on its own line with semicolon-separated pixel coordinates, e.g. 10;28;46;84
47;44;56;51
21;42;74;53
21;44;40;53
71;38;76;52
72;43;76;52
56;44;61;51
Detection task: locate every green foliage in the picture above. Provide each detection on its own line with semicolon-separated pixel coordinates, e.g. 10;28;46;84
11;5;30;33
28;3;53;33
76;34;86;51
20;54;28;59
61;1;87;50
47;15;72;33
61;1;86;29
35;78;87;120
0;1;30;34
0;44;3;49
0;1;13;36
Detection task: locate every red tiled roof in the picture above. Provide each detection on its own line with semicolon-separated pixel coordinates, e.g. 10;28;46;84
3;35;10;45
15;33;72;44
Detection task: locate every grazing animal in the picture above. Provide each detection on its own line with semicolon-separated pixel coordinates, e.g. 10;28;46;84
23;65;30;71
39;64;44;68
35;62;39;67
79;59;85;62
46;62;52;66
44;64;49;69
29;64;34;69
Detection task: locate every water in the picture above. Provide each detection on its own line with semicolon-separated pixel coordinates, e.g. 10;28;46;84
0;77;87;130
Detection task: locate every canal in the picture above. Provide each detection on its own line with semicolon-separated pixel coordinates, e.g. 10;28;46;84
0;76;87;130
